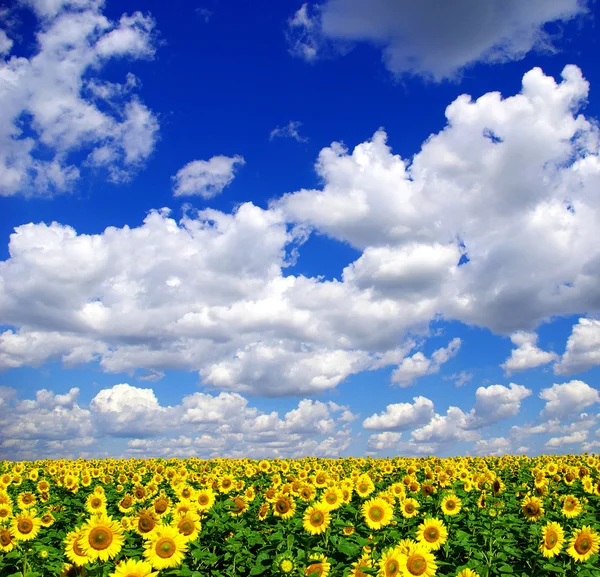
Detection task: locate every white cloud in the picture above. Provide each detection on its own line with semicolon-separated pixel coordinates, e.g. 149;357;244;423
466;383;532;428
367;431;402;451
363;396;434;430
546;430;588;448
554;318;600;375
539;380;600;420
443;370;473;387
0;29;12;55
389;338;461;386
270;121;308;143
501;331;558;374
411;406;480;444
0;1;159;196
287;0;588;81
473;437;512;456
172;155;245;198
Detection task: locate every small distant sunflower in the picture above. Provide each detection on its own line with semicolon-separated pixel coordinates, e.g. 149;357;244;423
10;511;42;541
0;527;15;553
299;484;317;502
440;494;461;516
17;491;36;509
355;475;375;498
118;494;135;514
362;497;394;531
195;487;216;512
85;493;107;515
561;495;582;518
152;495;172;518
304;553;331;577
539;521;565;558
258;501;270;521
40;510;55;527
400;498;420;519
321;486;344;511
567;525;600;563
228;495;249;517
171;510;201;542
416;518;448;551
109;559;159;577
456;569;480;577
522;495;544;522
143;525;188;570
398;544;438;577
0;503;13;523
273;551;296;575
218;474;235;494
303;504;331;536
79;514;125;562
273;494;296;519
64;529;90;566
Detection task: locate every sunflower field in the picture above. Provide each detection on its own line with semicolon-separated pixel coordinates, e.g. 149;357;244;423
0;454;600;577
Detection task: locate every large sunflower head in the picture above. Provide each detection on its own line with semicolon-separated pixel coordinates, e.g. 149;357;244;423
440;494;461;516
17;491;36;509
567;525;600;563
302;504;331;536
540;521;565;559
64;529;90;567
195;488;216;512
143;525;188;570
361;497;394;530
416;517;448;551
10;511;42;541
379;547;403;577
273;494;296;519
171;510;201;542
320;487;343;511
79;514;125;562
85;493;107;515
398;544;438;577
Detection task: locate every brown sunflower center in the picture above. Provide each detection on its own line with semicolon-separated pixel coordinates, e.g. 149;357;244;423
385;558;400;577
406;554;427;576
310;511;324;526
425;527;440;542
182;489;191;498
222;479;232;488
305;562;323;577
198;494;209;505
138;514;156;533
564;499;576;511
156;537;176;559
524;503;539;516
0;529;13;546
41;514;52;524
446;500;456;510
369;506;384;522
575;536;592;554
405;503;415;513
91;498;102;508
0;508;8;518
154;499;169;514
545;531;558;548
121;497;133;508
17;518;33;534
178;519;194;535
232;497;247;513
276;500;290;513
22;494;34;504
73;538;87;557
88;526;113;550
326;494;337;504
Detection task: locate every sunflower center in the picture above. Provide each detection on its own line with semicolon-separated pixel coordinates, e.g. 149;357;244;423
222;479;232;488
88;526;113;550
545;531;558;548
156;537;177;558
22;495;33;504
525;504;539;515
369;506;384;522
310;511;324;526
198;495;209;505
182;489;191;498
385;559;399;576
575;536;592;554
91;498;102;508
305;562;323;577
121;497;133;508
0;509;8;518
41;514;52;524
564;499;576;511
326;494;336;504
281;559;294;572
425;527;440;542
406;554;427;576
405;504;415;513
276;500;289;513
178;519;194;535
446;501;456;510
155;499;168;514
232;497;246;513
0;530;12;546
17;518;33;534
139;515;155;533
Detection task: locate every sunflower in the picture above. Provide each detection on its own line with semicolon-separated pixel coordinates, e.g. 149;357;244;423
258;501;270;521
64;529;90;566
133;509;160;539
109;559;159;577
299;484;317;502
143;525;188;570
362;497;394;530
10;511;42;541
456;569;480;577
218;474;236;494
539;521;565;559
304;553;330;577
398;544;438;577
400;498;420;519
349;553;373;577
118;494;136;514
228;495;249;517
0;503;12;523
273;494;296;519
321;486;344;511
40;510;55;527
171;510;201;542
355;475;375;498
521;495;544;522
416;518;448;551
17;491;36;509
152;495;172;518
561;494;582;518
79;514;125;562
85;493;107;515
395;539;419;556
567;525;600;563
440;494;461;516
273;551;297;575
379;546;403;577
0;527;15;553
195;487;216;512
303;504;331;535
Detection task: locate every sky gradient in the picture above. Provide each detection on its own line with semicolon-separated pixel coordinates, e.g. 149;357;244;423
1;0;600;461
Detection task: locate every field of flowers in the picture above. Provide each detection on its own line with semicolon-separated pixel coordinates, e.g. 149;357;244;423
0;455;599;577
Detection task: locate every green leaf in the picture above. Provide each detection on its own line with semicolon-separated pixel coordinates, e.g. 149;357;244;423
498;565;514;573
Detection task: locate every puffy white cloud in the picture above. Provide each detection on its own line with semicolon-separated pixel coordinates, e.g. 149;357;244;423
466;383;532;428
473;437;512;456
367;431;402;451
270;121;308;143
546;430;588;448
287;0;588;81
539;380;600;420
362;396;434;430
0;29;12;55
554;318;600;375
389;337;461;386
0;0;158;196
172;155;246;198
411;406;480;444
501;331;558;374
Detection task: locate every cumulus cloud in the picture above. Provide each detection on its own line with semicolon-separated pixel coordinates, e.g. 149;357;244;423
0;0;159;196
473;437;512;456
2;65;600;402
466;383;532;428
172;155;245;198
362;396;434;431
501;331;559;374
539;380;600;420
554;318;600;375
367;431;402;451
286;0;589;81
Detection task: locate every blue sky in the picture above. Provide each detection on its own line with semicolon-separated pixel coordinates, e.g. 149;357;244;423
1;0;600;461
